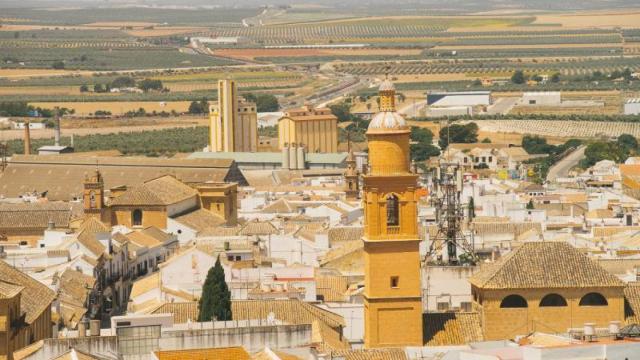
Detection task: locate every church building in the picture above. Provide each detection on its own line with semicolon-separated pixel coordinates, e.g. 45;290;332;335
362;79;423;348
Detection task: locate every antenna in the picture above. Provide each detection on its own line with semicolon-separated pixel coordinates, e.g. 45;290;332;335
427;162;478;265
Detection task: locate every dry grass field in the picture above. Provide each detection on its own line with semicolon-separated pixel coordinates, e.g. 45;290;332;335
29;101;194;115
533;11;640;28
0;69;90;78
212;48;423;61
511;91;623;115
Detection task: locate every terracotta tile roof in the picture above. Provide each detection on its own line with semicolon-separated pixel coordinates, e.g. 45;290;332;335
58;268;95;307
1;155;245;201
594;226;640;237
423;312;483;346
624;282;640;325
0;260;55;324
252;348;302;360
320;240;363;266
151;302;198;323
328;348;407;360
77;229;106;258
261;198;297;214
126;229;165;248
155;347;250;360
130;272;160;299
0;280;24;299
174;208;226;233
316;274;349;302
110;175;197;206
327;227;363;245
199;225;243;237
149;299;348;349
53;348;105;360
470;242;625;290
239;220;279;236
472;222;542;237
0;202;72;230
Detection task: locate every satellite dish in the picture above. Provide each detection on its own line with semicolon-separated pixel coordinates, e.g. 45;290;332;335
267;312;276;325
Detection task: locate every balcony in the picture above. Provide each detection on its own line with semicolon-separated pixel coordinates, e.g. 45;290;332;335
386;226;400;235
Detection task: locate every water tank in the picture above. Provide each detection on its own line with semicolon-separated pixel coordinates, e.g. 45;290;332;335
89;319;100;336
281;144;290;169
289;144;298;170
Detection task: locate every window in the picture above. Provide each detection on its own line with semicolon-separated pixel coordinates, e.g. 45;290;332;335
529;100;536;105
463;157;468;163
579;292;608;306
89;190;96;208
460;302;472;312
390;276;399;288
132;209;143;226
386;194;399;226
235;255;241;261
482;156;486;163
437;302;450;311
540;293;568;307
227;255;234;261
500;294;528;308
488;156;493;163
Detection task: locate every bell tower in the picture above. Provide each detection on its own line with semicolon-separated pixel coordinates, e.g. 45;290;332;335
83;169;105;221
363;79;423;348
344;139;360;200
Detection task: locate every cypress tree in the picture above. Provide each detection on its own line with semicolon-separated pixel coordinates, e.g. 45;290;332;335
198;255;232;321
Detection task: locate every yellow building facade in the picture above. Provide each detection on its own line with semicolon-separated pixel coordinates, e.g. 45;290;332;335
209;80;258;152
363;80;423;348
470;242;626;341
196;182;238;226
278;106;338;153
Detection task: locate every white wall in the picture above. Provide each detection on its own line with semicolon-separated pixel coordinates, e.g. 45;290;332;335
423;266;476;312
161;249;217;296
166;196;199;218
166;218;198;246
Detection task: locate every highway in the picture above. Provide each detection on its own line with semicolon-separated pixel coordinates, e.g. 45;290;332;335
546;145;586;182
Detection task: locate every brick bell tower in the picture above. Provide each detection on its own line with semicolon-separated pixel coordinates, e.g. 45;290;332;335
83;169;105;221
362;79;423;348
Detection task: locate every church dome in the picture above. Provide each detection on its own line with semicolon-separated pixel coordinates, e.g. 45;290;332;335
368;111;407;131
379;79;395;91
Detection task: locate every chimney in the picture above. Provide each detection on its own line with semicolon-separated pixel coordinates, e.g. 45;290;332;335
24;122;31;155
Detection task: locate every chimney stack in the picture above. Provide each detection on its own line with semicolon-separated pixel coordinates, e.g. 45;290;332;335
24;122;31;155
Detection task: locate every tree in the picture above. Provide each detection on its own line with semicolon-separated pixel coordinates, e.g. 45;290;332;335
410;126;440;161
526;200;535;210
582;141;629;167
468;197;475;219
329;102;353;122
522;135;556;155
52;61;65;70
472;78;482;86
79;85;89;93
617;134;638;151
111;76;136;89
188;98;209;114
243;93;279;112
511;70;526;84
438;122;478;149
198;256;232;322
137;79;163;92
550;72;561;83
481;137;491;143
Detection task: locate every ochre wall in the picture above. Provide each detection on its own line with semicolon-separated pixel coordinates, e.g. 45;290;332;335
475;287;625;340
110;207;167;229
278;117;337;153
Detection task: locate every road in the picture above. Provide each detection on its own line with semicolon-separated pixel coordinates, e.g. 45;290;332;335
546;145;586;182
398;100;427;118
486;97;519;115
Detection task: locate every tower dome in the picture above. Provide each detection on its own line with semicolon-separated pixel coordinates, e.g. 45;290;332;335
367;79;407;133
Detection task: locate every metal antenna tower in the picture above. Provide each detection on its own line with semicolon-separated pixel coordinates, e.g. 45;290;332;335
428;162;477;265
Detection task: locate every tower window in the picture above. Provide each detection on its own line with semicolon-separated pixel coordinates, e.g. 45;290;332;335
89;191;96;208
386;194;399;226
390;276;399;288
132;209;143;227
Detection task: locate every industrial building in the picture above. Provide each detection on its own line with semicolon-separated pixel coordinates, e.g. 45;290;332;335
278;105;338;153
426;91;492;107
189;150;348;170
209;79;258;153
521;91;562;106
625;98;640;115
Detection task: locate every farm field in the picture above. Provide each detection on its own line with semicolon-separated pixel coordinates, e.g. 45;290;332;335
533;11;640;28
29;101;195;116
466;120;640;138
212;48;423;61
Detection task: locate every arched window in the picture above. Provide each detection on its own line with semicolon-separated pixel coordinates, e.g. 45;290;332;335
500;294;528;308
540;293;568;307
386;194;399;226
579;292;608;306
132;209;143;227
89;191;96;208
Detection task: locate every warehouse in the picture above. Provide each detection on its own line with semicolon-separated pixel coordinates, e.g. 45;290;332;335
625;98;640;115
521;92;562;106
426;91;492;107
